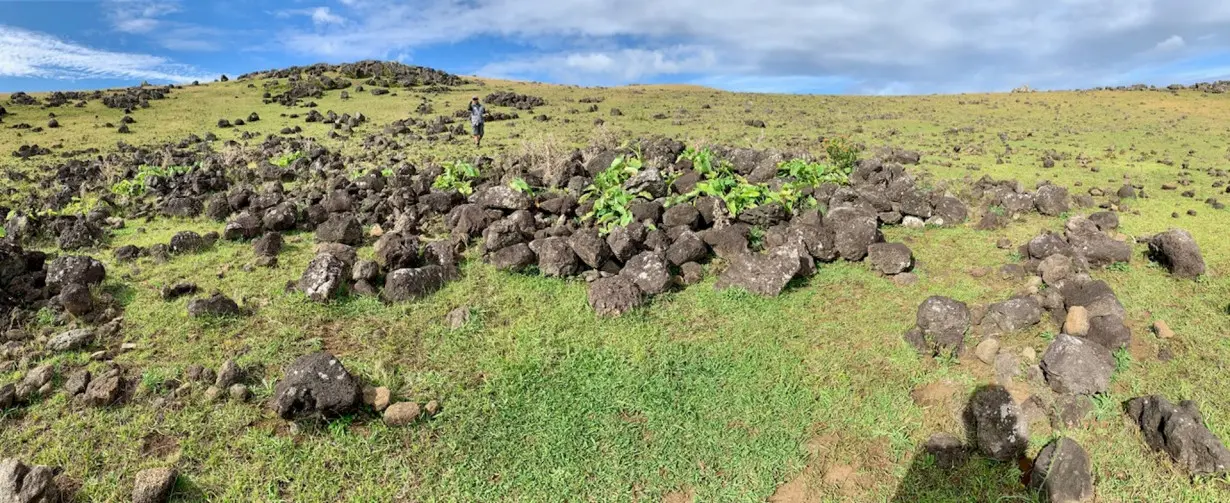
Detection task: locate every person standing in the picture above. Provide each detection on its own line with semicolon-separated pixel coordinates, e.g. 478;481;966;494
469;96;485;147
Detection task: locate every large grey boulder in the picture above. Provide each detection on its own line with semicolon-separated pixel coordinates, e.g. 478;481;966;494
1040;334;1115;395
1030;437;1094;503
1126;396;1230;477
1148;229;1205;279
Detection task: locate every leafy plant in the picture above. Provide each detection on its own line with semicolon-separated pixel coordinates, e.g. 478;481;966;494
509;177;534;196
672;145;857;218
988;205;1006;216
269;151;304;167
824;136;860;174
1107;261;1131;272
777;158;851;186
110;164;195;198
1113;347;1132;374
581;152;647;234
434;161;481;196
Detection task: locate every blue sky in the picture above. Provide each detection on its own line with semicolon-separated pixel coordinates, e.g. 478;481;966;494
3;0;1230;95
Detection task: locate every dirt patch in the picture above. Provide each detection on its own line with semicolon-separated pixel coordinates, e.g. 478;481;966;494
139;432;181;459
910;380;959;407
769;467;819;503
661;487;693;503
821;463;870;499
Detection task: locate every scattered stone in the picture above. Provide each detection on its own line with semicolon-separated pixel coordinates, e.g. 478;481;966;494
965;385;1028;461
866;242;913;275
228;384;250;402
0;458;60;502
1030;437;1093;503
1148;229;1205;279
299;252;351;302
59;283;93;316
160;282;198;300
271;352;360;419
975;339;1000;365
362;386;392;411
907;296;971;357
383;265;454;302
186;293;240;318
1153;320;1175;339
132;467;177;503
715;247;803;297
83;369;123;406
446;307;471;329
587;275;644;316
923;433;969;469
1064;306;1090;336
1126;396;1230;476
383;401;422;426
1040;335;1115;395
47;328;93;352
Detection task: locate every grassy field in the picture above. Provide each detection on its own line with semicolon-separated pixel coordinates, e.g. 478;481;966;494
1;73;1229;502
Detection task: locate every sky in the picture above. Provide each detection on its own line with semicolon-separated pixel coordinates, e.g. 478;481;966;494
3;0;1230;95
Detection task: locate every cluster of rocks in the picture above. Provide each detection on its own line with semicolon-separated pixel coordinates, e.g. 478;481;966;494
269;351;439;425
484;92;546;110
101;86;172;110
216;113;261;129
262;76;351;106
11;144;51;159
7;92;40;106
0;457;176;503
968;176;1079;230
239;60;466;88
187;359;252;403
113;230;218;265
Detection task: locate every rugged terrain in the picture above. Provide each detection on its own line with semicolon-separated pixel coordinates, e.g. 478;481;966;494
1;61;1229;501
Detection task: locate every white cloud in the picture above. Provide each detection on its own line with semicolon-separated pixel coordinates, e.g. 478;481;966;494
1154;35;1186;52
106;0;181;34
0;25;212;83
479;47;717;83
310;7;346;26
278;0;1230;92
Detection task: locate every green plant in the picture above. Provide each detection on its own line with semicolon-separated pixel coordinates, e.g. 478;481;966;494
672;145;856;218
110;164;194;198
988;205;1006;216
1040;331;1056;342
269;151;304;167
509;177;534;196
581;152;647;234
1107;261;1131;272
434;161;481;196
777;158;851;186
1113;347;1132;374
824;136;860;174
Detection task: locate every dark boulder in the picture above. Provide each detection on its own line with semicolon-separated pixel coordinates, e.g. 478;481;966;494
262;203;298;231
56;219;104;250
489;243;536;271
569;229;611;269
964;385;1028;461
253;232;283;257
1030;437;1094;503
46;255;105;290
866;242;913;275
620;251;672;295
0;458;60;503
529;237;580;277
1040;334;1114;395
168;231;205;254
315;214;363;246
374;232;422;270
271;352;360;420
299;253;351;302
587;275;644;316
666;231;708;266
1034;184;1070;216
186;293;241;318
1126;396;1230;476
383;265;454;302
161;197;202;218
1148;229;1205;279
223;212;262;240
826;206;880;261
908;296;970;357
984;297;1043;333
715;246;805;297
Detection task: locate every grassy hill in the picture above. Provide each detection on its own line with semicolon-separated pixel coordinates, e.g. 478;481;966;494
1;67;1229;501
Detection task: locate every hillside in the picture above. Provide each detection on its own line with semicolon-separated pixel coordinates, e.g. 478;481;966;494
1;63;1229;501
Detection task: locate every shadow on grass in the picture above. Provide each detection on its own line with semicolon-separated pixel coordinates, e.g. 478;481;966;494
891;384;1033;503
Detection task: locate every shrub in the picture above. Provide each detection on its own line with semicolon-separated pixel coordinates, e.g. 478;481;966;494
433;161;480;196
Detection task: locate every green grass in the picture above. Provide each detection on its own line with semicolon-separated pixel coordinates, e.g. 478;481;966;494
1;75;1230;501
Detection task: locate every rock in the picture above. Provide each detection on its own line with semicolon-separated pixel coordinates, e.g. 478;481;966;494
84;369;123;406
1038;254;1074;285
662;204;700;229
892;272;918;286
203;386;223;402
1153;320;1175;339
911;296;971;357
964;385;1028;461
299;253;351;302
666;231;708;266
1126;396;1230;476
827;206;881;260
1030;437;1093;503
262;203;298;232
1088;211;1119;231
57;219;105;250
975;339;1000;365
383;401;422;426
1051;394;1094;429
59;283;93;316
253;232;283;258
489;243;536;271
64;369;90;395
680;262;704;285
1040;335;1115;395
923;433;969;469
1085;315;1131;350
588;275;645;316
0;385;13;409
315;214;363;246
373;232;420;270
620;252;672;295
228;384;250;402
606;223;646;262
984;297;1043;333
866;242;913;275
568;229;611;269
47;328;93;352
46;255;105;290
223;212;262;240
529;237;580;277
1035;185;1070;216
362;386;392;411
352;260;380;282
715;246;804;297
0;458;60;503
215;359;241;388
474;185;531;211
160;282;197;300
168;231;204;254
902;216;925;229
271;352;360;419
1148;229;1206;279
132;467;177;503
186;293;241;318
383;265;454;302
425;399;441;416
1064;306;1090;336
